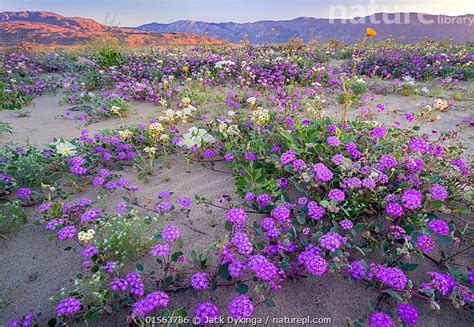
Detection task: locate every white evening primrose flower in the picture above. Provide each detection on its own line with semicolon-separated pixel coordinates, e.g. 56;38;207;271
56;142;77;156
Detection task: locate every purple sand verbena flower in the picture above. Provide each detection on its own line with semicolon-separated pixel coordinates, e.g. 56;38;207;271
56;297;81;316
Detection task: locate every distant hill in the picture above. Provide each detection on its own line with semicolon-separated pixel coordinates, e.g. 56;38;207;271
136;12;474;43
0;11;225;49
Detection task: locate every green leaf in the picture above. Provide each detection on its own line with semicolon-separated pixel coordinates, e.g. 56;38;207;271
431;200;443;208
320;200;329;208
296;214;306;225
224;221;233;232
264;299;275;307
400;263;419;271
386;290;402;301
171;251;183;262
235;283;249;294
381;240;390;253
453;208;471;215
191;250;199;264
279;262;290;269
218;264;230;280
435;235;453;245
174;308;188;318
354;223;364;232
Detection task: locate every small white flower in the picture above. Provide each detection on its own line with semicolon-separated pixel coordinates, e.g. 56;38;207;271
56;142;77;156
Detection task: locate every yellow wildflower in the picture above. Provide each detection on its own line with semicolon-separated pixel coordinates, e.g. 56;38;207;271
366;28;377;37
144;147;156;158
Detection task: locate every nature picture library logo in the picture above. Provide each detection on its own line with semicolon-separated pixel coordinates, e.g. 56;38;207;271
329;0;474;26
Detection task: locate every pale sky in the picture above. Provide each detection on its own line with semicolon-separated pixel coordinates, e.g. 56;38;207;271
1;0;472;26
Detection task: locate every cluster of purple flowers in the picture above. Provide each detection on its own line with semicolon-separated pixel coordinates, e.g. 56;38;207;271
16;187;32;199
191;272;209;290
228;260;246;278
328;188;345;202
226;208;247;226
5;47;474;326
331;154;345;166
427;272;456;295
125;272;145;296
244;192;255;201
228;295;254;319
307;201;325;220
378;154;397;170
69;157;87;175
150;243;170;257
81;208;103;223
160;190;171;198
194;301;219;324
340;177;362;189
468;269;474;285
7;313;34;327
162;224;180;242
303;252;328;276
416;233;436;253
431;183;448;201
340;219;353;230
346;261;367;280
156;201;172;213
224;153;235;161
57;225;77;240
103;261;119;274
177;196;192;208
256;193;272;206
385;202;404;217
327;136;340;147
277;177;288;188
203;149;215;158
110;278;128;292
260;217;281;240
244;152;258;161
345;142;361;159
401;189;423;210
131;291;169;318
38;201;53;212
271;205;290;221
371;264;408;290
231;232;253;255
82;244;99;257
280;150;296;164
408;138;429;154
370;126;387;139
116;201;128;212
362;177;376;190
55;297;81;316
292;159;305;170
319;232;347;252
248;254;278;281
312;163;333;182
397;303;418;326
369;312;393;327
